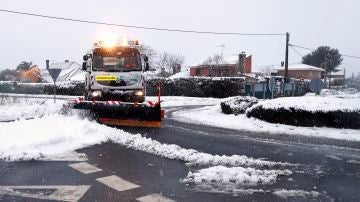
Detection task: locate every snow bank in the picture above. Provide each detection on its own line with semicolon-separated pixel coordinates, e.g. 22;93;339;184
273;189;320;199
173;105;360;141
182;165;291;188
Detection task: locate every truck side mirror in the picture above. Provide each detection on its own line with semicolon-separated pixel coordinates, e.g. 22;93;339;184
143;55;150;71
82;62;87;71
145;62;150;71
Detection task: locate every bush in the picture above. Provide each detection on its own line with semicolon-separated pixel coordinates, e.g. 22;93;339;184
246;105;360;129
220;96;258;115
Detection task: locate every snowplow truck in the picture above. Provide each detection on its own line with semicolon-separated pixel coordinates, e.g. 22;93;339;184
72;40;163;127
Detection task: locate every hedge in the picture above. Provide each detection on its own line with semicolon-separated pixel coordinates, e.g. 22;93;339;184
146;77;245;98
0;77;246;98
246;106;360;129
220;96;258;115
0;82;85;96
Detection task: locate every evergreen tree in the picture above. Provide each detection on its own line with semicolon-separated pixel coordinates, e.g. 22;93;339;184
302;46;343;73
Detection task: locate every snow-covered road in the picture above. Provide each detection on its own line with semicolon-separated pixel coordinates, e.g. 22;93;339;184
0;95;359;200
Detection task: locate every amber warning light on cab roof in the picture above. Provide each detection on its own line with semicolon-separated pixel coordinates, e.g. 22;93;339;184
93;39;140;48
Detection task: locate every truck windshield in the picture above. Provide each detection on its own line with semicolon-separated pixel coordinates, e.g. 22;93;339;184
92;54;141;72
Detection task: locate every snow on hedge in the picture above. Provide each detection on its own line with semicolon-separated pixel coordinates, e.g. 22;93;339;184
182;165;291;189
250;96;360;112
220;96;258;114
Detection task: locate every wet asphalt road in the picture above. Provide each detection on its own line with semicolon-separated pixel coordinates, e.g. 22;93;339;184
0;106;360;201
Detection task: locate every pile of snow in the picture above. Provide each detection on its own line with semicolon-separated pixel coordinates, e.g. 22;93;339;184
249;96;360;112
173;105;360;141
220;96;258;114
273;189;320;199
182;165;291;189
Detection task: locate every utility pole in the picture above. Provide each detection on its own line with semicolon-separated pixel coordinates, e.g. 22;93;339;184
216;44;225;57
284;32;290;82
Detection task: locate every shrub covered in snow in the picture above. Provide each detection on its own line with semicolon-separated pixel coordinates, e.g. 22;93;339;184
220;96;258;115
246;97;360;129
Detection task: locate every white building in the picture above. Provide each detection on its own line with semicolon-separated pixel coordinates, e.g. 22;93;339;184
41;61;86;82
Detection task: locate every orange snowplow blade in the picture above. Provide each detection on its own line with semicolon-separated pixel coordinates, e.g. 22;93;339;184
98;118;161;128
72;100;164;128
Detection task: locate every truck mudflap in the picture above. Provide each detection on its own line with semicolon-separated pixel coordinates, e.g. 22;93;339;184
72;99;164;128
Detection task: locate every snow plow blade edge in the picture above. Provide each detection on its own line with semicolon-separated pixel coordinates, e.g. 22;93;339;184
72;101;163;128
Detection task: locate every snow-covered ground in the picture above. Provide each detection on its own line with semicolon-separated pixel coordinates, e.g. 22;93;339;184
0;96;295;194
1;94;357;196
147;96;221;107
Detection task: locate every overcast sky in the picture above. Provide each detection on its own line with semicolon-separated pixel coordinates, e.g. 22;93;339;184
1;0;359;75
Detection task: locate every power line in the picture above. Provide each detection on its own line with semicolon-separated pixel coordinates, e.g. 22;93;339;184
0;9;286;36
289;45;304;57
290;44;360;59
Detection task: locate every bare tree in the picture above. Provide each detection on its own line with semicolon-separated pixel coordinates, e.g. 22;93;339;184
202;54;224;65
137;44;157;68
156;52;185;77
201;54;225;76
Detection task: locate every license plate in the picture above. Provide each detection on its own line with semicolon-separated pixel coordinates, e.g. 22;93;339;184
96;75;116;81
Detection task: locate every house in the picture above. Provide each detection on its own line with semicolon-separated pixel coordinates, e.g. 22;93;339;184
189;53;252;77
16;65;41;83
274;64;324;80
40;60;85;82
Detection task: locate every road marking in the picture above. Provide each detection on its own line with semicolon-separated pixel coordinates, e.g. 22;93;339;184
0;185;90;202
44;151;88;161
96;175;140;192
69;162;103;174
137;193;176;202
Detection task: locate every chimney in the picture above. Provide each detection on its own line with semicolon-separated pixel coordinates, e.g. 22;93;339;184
238;52;246;74
46;60;50;69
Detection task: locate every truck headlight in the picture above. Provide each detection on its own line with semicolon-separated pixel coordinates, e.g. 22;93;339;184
134;90;144;96
91;90;102;97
